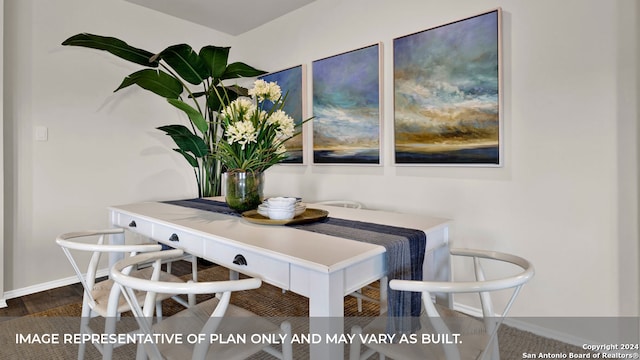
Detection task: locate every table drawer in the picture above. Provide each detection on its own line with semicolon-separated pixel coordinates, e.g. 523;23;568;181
204;242;290;290
115;214;153;238
152;224;204;255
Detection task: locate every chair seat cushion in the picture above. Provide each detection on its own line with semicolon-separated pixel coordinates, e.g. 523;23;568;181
90;267;185;317
153;297;283;360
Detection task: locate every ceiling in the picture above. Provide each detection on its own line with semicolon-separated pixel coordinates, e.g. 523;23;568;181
125;0;317;36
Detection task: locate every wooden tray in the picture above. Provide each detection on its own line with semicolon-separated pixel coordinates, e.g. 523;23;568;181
241;208;329;225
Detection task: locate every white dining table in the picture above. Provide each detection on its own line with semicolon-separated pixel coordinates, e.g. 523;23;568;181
108;198;451;359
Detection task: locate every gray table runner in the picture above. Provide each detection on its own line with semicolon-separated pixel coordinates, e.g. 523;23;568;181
164;198;425;333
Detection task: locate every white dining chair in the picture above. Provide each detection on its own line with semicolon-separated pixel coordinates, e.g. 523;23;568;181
111;249;293;360
350;248;535;360
160;244;199;282
56;228;192;360
316;200;386;314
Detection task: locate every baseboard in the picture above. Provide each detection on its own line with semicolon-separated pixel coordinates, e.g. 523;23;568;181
452;303;592;348
0;298;7;308
2;268;109;301
502;316;593;348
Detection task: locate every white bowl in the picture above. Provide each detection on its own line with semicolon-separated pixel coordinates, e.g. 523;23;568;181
267;207;295;220
258;203;305;218
267;197;297;209
294;203;306;216
257;204;269;217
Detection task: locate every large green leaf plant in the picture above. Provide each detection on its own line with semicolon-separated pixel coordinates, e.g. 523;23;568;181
62;33;267;197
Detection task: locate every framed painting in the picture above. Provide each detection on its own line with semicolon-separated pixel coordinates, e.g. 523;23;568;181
393;8;502;165
312;43;382;165
260;65;306;164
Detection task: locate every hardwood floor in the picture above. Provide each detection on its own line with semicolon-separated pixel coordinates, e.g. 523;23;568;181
0;259;210;319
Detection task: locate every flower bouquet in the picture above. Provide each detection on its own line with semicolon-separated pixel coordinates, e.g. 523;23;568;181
218;80;308;211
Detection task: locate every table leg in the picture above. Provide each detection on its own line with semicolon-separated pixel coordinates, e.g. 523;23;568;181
307;270;345;360
108;221;125;269
424;227;452;308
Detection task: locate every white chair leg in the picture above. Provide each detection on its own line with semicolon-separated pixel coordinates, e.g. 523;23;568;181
77;299;92;360
102;317;117;360
218;270;240;300
191;255;198;282
350;325;362;360
135;342;147;360
229;269;239;280
379;276;388;314
356;289;363;312
281;321;293;360
156;301;163;321
189;256;198;306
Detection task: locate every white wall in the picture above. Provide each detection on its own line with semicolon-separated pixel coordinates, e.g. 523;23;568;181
0;0;5;307
2;0;638;340
235;0;639;321
615;0;640;318
3;0;235;290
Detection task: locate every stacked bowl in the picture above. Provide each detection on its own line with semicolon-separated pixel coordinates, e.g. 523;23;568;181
258;197;306;220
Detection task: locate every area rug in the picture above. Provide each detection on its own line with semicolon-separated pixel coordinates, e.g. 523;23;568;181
0;266;588;359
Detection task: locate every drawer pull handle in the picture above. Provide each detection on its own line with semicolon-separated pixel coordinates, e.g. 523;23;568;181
233;254;247;266
128;220;137;227
169;233;179;242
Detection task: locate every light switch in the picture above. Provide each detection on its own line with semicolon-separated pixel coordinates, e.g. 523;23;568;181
35;126;48;141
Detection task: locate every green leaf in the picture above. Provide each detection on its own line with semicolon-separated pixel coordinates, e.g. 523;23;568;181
61;33;158;67
152;44;209;85
115;69;183;98
221;62;267;80
167;99;208;135
207;85;227;111
207;84;247;112
157;124;194;138
157;125;208;157
199;46;230;79
226;84;249;97
173;149;199;167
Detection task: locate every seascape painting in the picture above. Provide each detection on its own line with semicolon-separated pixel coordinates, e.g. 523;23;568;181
312;44;381;164
260;65;305;164
394;9;501;165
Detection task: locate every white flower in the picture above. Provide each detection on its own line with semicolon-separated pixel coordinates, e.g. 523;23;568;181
226;120;257;150
255;109;268;123
275;144;287;155
217;79;304;171
222;98;255;119
268;110;295;138
248;79;281;102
